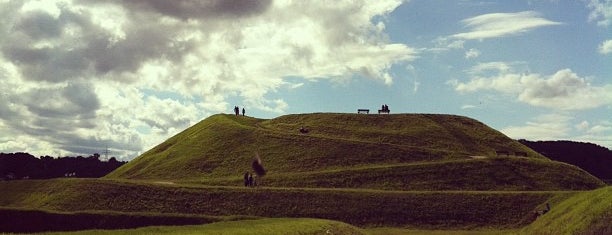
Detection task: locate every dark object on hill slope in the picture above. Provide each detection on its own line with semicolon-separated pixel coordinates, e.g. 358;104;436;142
299;126;309;134
252;153;266;177
519;139;612;181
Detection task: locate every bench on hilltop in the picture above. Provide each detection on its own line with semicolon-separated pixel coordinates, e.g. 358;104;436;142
378;109;390;114
357;109;369;114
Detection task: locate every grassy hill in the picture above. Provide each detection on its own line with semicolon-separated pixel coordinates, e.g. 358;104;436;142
1;113;607;233
0;178;566;229
105;113;602;191
521;186;611;234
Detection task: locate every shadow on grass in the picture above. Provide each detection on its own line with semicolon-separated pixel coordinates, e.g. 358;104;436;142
0;207;250;233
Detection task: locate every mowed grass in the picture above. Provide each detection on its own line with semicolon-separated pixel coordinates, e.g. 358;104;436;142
3;113;607;233
0;179;566;229
521;186;612;235
366;227;518;235
106;113;546;180
41;218;365;235
197;157;603;191
0;207;243;233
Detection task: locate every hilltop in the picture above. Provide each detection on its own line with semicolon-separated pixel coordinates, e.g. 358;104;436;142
106;113;602;191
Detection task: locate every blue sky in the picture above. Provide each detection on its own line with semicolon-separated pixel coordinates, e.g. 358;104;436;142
0;0;611;160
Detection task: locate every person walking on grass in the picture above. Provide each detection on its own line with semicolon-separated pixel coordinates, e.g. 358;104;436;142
244;172;250;187
248;173;254;187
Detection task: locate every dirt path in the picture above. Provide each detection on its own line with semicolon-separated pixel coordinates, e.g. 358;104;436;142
154;181;176;185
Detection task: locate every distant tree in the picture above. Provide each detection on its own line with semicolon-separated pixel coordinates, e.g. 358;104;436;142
519;140;612;181
0;152;127;179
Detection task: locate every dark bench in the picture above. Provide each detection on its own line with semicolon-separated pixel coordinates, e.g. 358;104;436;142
378;109;390;114
515;151;528;157
496;151;510;156
357;109;369;114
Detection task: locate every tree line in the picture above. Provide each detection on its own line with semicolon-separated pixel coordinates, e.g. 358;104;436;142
1;152;126;180
519;139;612;182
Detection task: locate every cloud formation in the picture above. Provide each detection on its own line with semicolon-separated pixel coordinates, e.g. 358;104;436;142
586;0;612;26
465;48;481;59
502;114;612;148
502;113;573;141
452;62;612;110
0;0;415;159
451;11;562;40
599;39;612;54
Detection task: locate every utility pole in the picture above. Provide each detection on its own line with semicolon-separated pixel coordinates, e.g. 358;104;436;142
103;145;110;161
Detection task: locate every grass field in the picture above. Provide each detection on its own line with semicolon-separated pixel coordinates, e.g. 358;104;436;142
41;218;365;235
0;207;245;233
0;179;569;229
2;113;608;234
521;186;612;235
196;157;603;191
106;114;547;180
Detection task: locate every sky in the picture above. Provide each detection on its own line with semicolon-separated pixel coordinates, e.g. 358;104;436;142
0;0;611;160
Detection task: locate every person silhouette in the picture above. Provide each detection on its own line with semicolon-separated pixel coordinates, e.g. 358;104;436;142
242;107;245;116
244;172;250;187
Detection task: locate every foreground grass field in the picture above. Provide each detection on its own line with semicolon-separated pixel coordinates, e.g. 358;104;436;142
42;218;365;235
521;186;612;234
0;178;567;229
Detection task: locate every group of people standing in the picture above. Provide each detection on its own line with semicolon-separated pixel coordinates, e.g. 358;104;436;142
243;171;257;187
233;106;245;116
380;104;390;112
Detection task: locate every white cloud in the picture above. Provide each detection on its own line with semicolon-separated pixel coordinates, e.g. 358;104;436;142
499;115;612;149
0;0;416;159
465;48;481;59
466;61;515;75
451;11;562;40
461;104;478;109
428;38;464;53
575;120;612;148
575;121;590;132
586;0;612;26
502;113;573;140
453;63;612;110
599;39;612;54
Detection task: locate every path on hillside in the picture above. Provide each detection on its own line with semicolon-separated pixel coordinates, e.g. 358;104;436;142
131;179;579;195
253;121;464;158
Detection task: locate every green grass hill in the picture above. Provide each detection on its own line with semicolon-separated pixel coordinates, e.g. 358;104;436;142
0;178;566;229
521;186;611;234
0;113;608;233
105;113;603;191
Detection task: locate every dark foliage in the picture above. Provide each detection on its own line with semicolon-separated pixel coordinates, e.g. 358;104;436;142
0;152;126;180
519;140;612;181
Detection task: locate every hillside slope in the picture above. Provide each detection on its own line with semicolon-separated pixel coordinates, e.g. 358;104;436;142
0;178;564;229
105;113;603;191
521;186;611;234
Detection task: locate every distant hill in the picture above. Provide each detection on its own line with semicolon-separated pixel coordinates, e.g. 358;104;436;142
519;140;612;181
105;113;603;191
